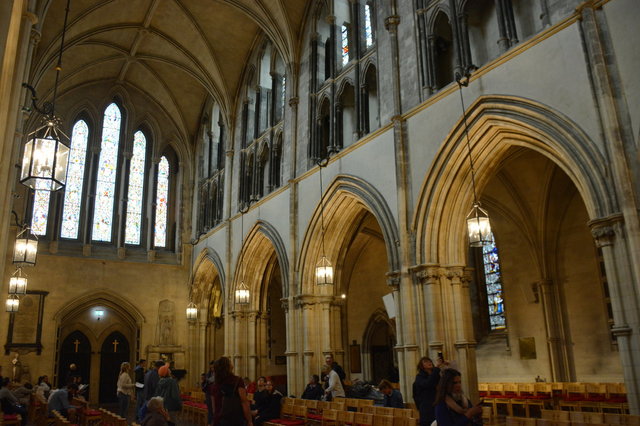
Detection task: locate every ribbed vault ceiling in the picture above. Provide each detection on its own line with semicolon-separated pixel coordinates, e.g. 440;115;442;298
31;0;308;147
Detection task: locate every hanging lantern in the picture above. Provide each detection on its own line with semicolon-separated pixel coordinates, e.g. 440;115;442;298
315;255;334;285
20;117;70;192
186;302;198;321
8;269;27;295
13;226;38;266
6;295;19;313
235;281;250;305
467;202;492;247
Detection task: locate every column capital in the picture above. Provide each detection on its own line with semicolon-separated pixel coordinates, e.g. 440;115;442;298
588;213;623;248
412;263;441;286
288;97;299;107
280;297;290;313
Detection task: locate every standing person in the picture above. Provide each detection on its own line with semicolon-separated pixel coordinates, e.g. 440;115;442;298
434;369;482;426
413;356;442;426
141;396;170;426
204;361;215;426
210;356;252;426
38;375;52;398
322;364;345;400
117;362;136;419
134;360;147;422
324;354;346;382
379;379;404;408
154;363;182;424
144;361;164;402
301;375;323;400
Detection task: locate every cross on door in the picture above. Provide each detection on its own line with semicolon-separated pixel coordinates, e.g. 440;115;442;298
73;339;80;353
112;339;119;352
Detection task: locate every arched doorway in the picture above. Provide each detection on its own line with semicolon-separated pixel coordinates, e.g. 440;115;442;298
58;330;91;388
363;309;397;384
99;331;131;403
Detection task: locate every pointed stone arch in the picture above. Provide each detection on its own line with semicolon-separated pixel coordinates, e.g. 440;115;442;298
298;174;400;296
414;95;614;266
191;248;226;310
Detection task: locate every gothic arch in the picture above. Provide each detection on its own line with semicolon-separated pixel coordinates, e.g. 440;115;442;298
53;288;145;329
414;95;615;266
191;248;226;309
298;174;401;295
231;219;290;310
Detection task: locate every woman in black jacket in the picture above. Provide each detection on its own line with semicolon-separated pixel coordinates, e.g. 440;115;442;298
412;357;442;426
301;375;323;400
253;381;282;426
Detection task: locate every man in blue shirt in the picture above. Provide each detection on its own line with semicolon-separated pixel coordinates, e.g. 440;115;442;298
48;383;79;418
379;379;404;408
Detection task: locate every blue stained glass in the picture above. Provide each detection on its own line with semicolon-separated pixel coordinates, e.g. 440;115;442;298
341;25;349;66
482;232;506;330
92;103;121;242
364;4;374;48
61;120;89;239
154;156;169;247
124;131;147;245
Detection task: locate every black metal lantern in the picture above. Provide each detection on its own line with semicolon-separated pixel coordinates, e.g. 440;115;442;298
6;295;19;313
20;118;70;191
186;302;198;321
13;226;38;266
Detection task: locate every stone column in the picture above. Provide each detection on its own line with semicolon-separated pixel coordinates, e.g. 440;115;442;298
590;215;640;413
246;310;259;380
536;279;570;381
415;264;446;356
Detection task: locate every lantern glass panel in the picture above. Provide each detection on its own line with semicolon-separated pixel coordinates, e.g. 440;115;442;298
9;276;27;295
6;296;19;313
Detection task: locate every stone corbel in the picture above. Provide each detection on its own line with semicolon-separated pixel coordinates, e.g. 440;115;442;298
588;213;623;248
280;297;290;313
386;271;401;289
443;265;466;286
288;97;299;107
384;15;400;33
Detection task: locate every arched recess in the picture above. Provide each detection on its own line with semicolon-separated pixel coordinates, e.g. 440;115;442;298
414;95;614;266
362;308;397;384
299;174;401;296
189;248;227;379
229;220;290;380
53;289;144;404
411;95;617;399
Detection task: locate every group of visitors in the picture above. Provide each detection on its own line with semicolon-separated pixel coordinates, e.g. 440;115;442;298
413;355;483;426
129;358;183;426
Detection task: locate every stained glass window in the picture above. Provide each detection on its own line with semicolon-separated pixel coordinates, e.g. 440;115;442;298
482;232;506;330
60;120;89;239
124;131;147;245
154;156;169;247
92;103;121;242
341;24;350;66
365;4;374;48
31;183;51;235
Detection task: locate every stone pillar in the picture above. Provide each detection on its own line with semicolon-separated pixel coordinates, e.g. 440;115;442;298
536;279;570;381
415;265;446;356
590;215;640;413
246;310;259;380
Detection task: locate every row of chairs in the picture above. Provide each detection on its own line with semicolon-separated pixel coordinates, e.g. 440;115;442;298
480;383;628;416
507;410;640;426
266;406;417;426
0;412;23;426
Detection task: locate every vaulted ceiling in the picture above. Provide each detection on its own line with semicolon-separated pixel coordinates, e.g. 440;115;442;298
30;0;309;150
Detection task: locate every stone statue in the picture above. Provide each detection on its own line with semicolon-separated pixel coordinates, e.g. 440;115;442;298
155;300;176;346
11;353;22;382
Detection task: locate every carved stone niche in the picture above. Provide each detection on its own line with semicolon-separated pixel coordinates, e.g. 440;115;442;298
146;300;186;374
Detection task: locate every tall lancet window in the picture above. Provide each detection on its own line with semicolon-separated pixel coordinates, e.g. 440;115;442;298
125;130;147;244
92;103;121;242
31;187;51;235
341;24;350;66
364;4;374;48
483;232;506;330
154;156;169;247
60;120;89;239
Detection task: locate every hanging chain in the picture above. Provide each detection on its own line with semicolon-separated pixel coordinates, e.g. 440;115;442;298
456;74;480;205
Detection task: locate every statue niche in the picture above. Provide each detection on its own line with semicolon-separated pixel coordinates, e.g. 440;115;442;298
155;300;176;346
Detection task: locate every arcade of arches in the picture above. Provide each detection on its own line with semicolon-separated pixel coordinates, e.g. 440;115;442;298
1;0;639;414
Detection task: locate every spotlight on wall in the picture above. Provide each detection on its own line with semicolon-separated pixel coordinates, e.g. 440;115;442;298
94;308;105;321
